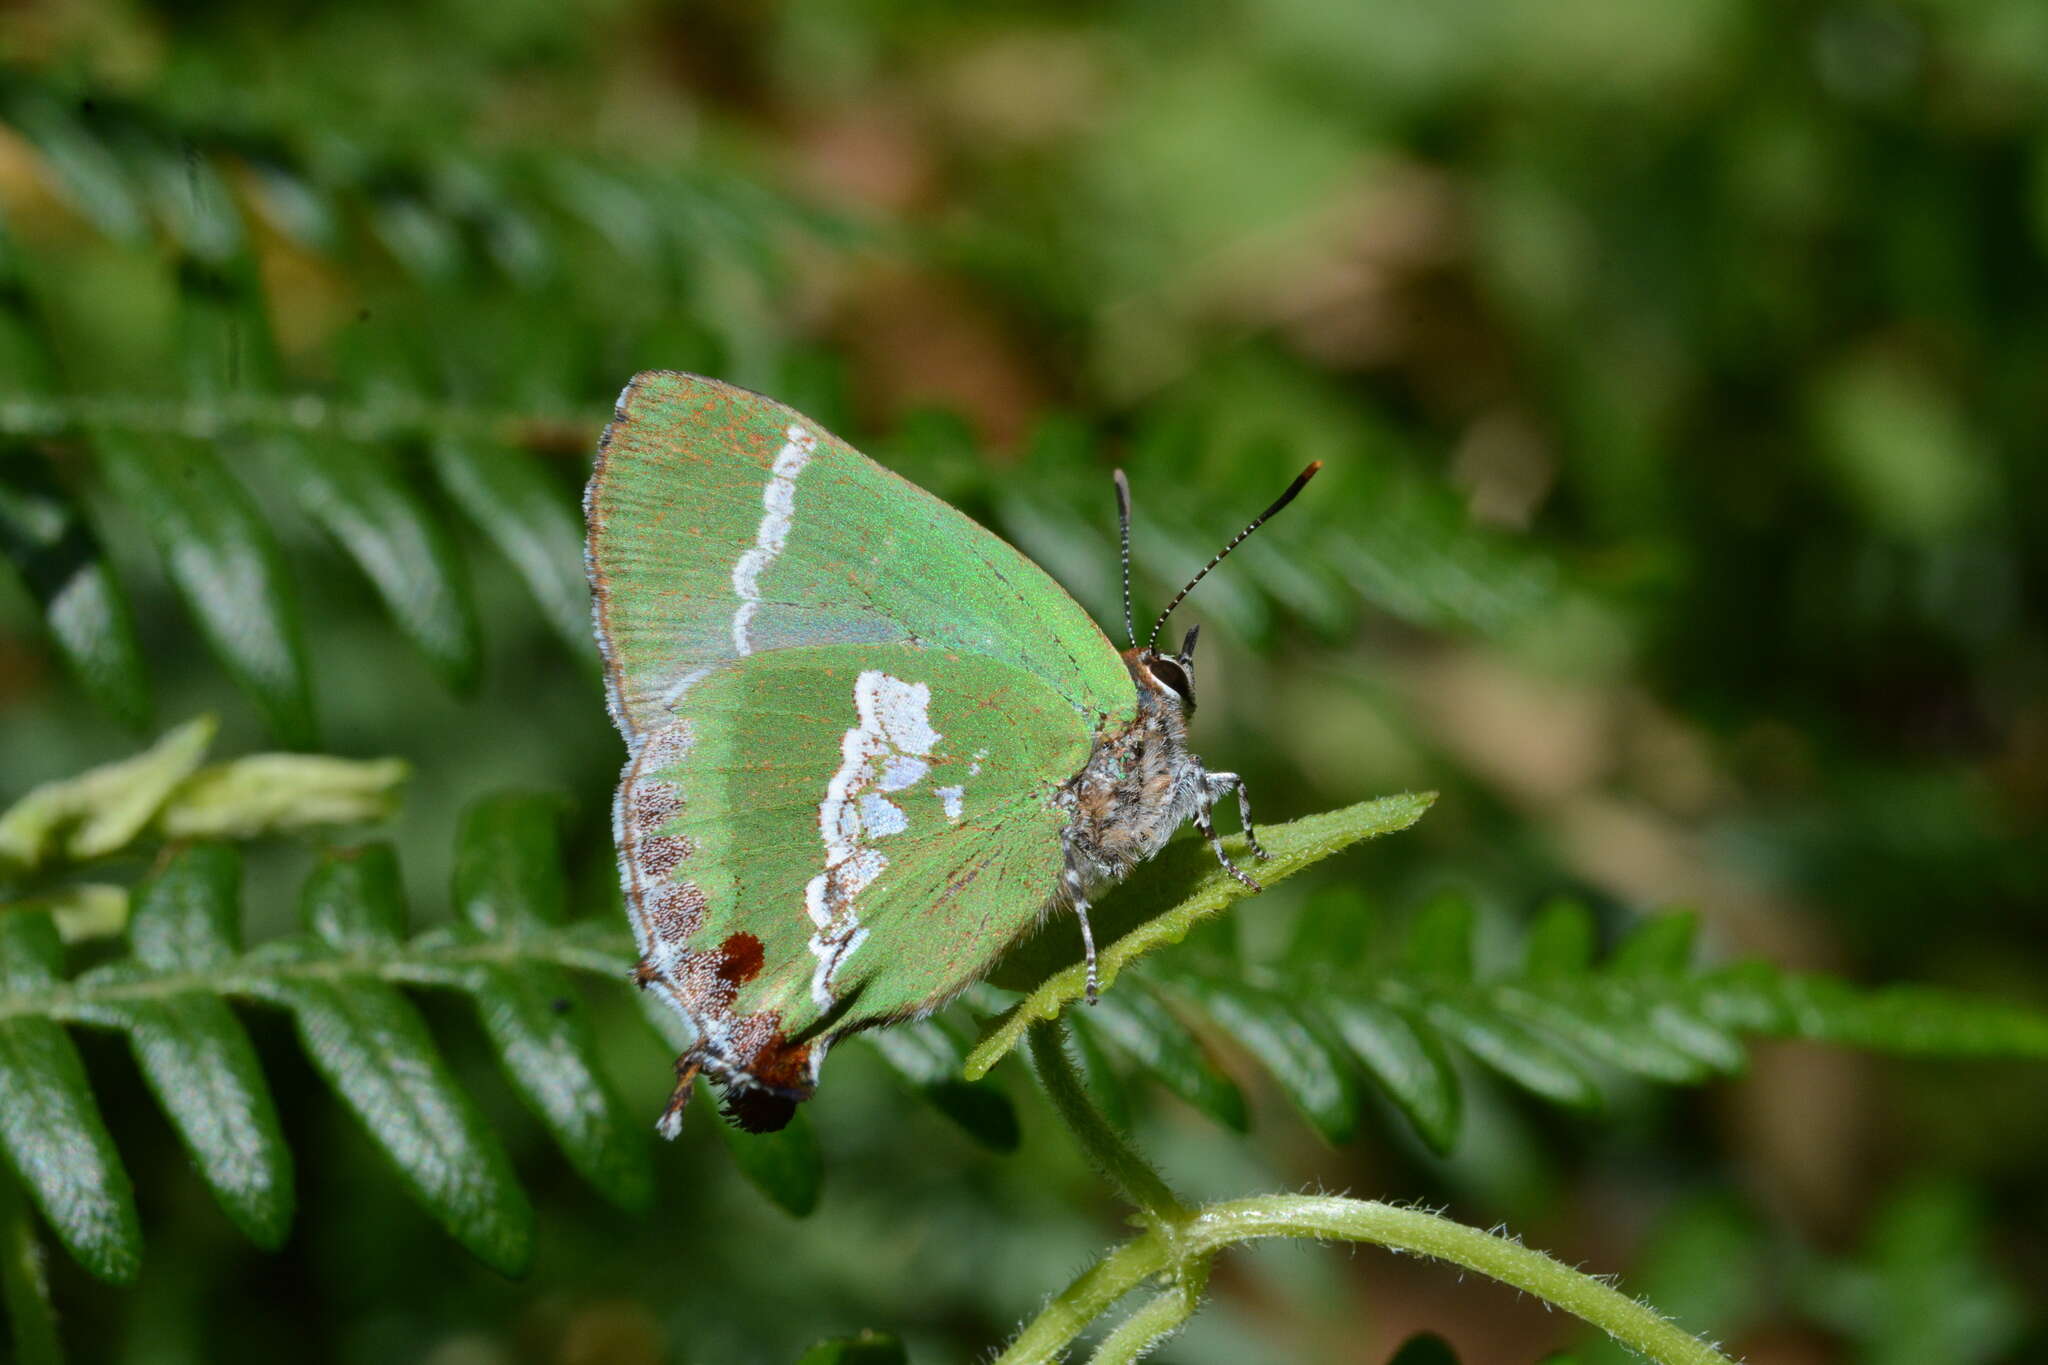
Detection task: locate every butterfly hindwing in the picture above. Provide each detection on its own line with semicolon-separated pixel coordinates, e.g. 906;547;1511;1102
618;644;1089;1105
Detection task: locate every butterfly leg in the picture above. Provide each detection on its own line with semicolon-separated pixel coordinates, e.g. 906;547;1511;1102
656;1049;704;1141
1063;865;1102;1005
1203;771;1272;862
1195;791;1264;893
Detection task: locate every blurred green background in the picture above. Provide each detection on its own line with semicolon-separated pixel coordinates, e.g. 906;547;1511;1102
1;0;2044;1362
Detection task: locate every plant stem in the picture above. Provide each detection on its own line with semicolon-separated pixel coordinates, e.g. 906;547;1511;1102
1025;1020;1185;1227
994;1235;1168;1365
0;392;577;449
1186;1195;1736;1365
1009;1021;1739;1365
1086;1284;1200;1365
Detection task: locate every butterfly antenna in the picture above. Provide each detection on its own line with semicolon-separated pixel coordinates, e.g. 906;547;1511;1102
1146;462;1323;651
1113;469;1137;649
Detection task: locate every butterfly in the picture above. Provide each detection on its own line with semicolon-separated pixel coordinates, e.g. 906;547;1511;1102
585;372;1318;1135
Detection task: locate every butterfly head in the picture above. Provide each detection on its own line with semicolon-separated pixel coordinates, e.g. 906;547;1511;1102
1111;462;1320;711
1131;625;1200;713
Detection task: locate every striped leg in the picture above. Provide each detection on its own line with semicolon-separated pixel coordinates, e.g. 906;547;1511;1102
1064;864;1102;1004
1195;794;1263;892
1204;771;1271;861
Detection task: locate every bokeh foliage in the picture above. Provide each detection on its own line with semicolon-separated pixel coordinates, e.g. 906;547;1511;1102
2;0;2045;1361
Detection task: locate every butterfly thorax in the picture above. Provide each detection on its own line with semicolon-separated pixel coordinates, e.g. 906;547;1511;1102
1054;649;1208;899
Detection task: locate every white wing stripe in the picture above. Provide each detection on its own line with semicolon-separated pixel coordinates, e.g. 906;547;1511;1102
729;425;818;655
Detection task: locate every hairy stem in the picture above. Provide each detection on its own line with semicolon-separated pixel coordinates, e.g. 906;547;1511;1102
1086;1284;1201;1365
1181;1196;1738;1365
1009;1019;1740;1365
1025;1020;1184;1227
995;1235;1169;1365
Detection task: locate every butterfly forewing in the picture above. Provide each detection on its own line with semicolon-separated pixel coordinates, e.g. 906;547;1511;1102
588;372;1131;739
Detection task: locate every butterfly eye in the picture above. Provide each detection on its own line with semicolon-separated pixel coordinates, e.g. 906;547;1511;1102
1148;657;1196;710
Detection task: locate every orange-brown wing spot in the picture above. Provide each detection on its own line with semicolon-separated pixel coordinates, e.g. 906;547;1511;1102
717;932;766;985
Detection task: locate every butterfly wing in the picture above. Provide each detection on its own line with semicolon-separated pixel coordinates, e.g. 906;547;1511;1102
587;371;1132;739
620;644;1086;1131
587;373;1136;1131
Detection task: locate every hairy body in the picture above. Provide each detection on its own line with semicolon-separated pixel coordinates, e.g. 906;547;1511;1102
1053;647;1266;999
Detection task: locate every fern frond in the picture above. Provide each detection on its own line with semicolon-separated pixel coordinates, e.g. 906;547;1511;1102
0;833;640;1278
969;793;1439;1075
1115;893;2048;1154
2;66;1573;744
0;771;1025;1274
0;716;404;881
0;67;827;737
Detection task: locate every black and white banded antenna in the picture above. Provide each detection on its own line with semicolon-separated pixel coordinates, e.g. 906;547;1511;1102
1145;462;1322;652
1112;469;1137;650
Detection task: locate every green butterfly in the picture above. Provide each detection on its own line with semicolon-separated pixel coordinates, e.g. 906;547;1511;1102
586;372;1317;1135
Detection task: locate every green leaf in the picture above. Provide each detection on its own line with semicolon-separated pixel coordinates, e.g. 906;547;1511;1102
41;883;128;944
0;1170;64;1365
0;451;151;728
1609;912;1699;976
1282;887;1379;978
1750;973;2048;1058
713;1091;823;1218
0;912;141;1284
1404;891;1477;979
867;1019;1020;1152
428;436;591;657
1490;984;1715;1085
968;794;1436;1075
1523;898;1598;977
795;1329;908;1364
92;432;316;746
447;794;653;1211
78;845;293;1249
1320;996;1461;1154
1180;977;1360;1145
451;793;569;933
125;841;242;970
300;844;410;949
174;261;276;399
0;715;215;871
134;140;246;268
4;93;149;242
90;966;294;1248
1065;1010;1133;1133
1420;998;1602;1112
1085;987;1247;1131
251;850;534;1274
450;944;655;1212
153;753;409;841
1805;1178;2026;1365
1638;1000;1746;1075
269;436;483;690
